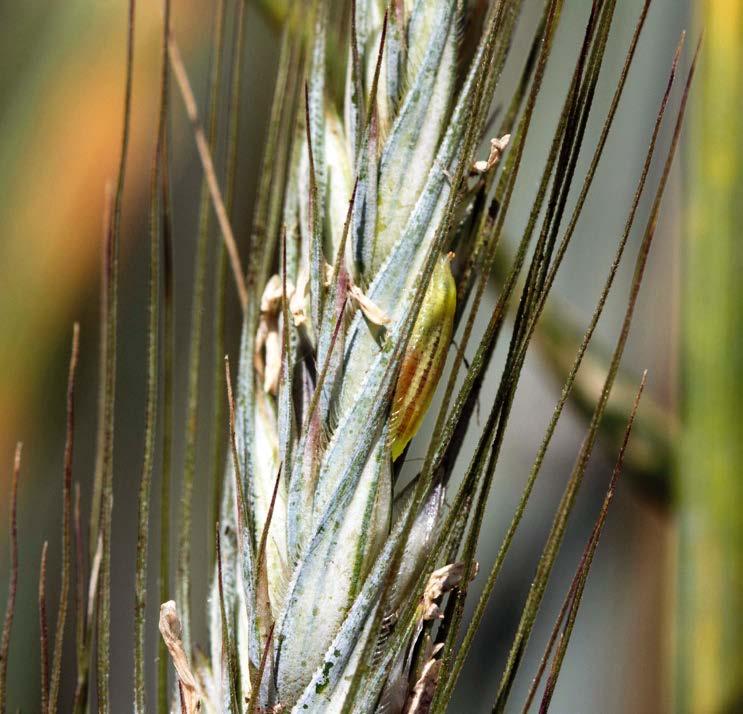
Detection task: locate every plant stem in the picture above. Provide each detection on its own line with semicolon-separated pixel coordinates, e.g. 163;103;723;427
678;3;743;710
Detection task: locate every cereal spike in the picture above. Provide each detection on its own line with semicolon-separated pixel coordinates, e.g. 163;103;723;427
390;253;456;460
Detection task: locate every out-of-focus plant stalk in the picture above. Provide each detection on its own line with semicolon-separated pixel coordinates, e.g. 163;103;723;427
487;241;677;505
678;2;742;711
536;302;677;505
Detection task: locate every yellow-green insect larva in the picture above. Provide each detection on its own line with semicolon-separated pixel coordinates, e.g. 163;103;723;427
390;253;456;460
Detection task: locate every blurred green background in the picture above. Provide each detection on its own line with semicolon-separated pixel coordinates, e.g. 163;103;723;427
0;1;739;712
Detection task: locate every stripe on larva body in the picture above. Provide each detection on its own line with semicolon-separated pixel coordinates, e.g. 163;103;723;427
390;253;456;460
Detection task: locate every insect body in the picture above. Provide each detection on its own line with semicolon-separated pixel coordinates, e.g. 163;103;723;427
390;253;456;460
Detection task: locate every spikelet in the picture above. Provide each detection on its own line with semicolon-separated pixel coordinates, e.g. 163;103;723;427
202;1;509;710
